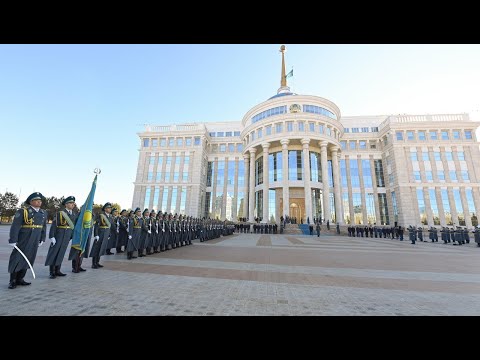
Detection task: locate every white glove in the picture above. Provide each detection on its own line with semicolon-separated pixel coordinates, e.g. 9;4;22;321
162;229;165;232
94;236;99;241
9;242;17;247
50;238;56;246
38;241;45;247
128;235;132;240
148;230;151;234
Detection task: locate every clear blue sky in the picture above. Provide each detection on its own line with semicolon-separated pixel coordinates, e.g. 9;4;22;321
1;44;479;209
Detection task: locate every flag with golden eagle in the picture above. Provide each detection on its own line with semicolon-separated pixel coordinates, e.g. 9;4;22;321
71;175;97;255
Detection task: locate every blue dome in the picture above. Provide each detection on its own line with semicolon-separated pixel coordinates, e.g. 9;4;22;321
268;92;296;100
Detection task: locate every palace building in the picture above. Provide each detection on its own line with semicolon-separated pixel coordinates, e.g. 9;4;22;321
132;46;480;227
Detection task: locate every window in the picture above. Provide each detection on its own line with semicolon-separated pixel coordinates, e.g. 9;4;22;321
152;139;158;147
194;137;201;146
185;138;192;146
326;127;331;136
228;144;235;152
276;123;283;133
343;128;349;133
287;122;293;132
298;122;304;131
407;131;414;140
237;143;243;152
457;151;465;161
147;172;153;181
465;130;472;139
426;171;433;181
177;138;183;146
422;152;429;161
370;143;376;149
319;125;324;133
340;141;347;150
452;130;460;140
359;141;367;149
361;127;369;133
462;171;469;181
309;122;315;132
414;171;421;181
349;141;356;150
266;125;272;135
374;160;385;187
257;128;262;138
410;152;418;161
352;128;359;133
441;131;449;140
169;138;175;147
396;131;404;140
437;171;445;181
226;131;232;137
371;127;379;132
445;152;453;161
234;131;241;136
217;132;224;137
429;131;438;140
251;132;255;141
209;132;216;137
160;138;166;147
143;138;149;147
449;171;457;181
220;144;226;152
418;131;426;140
434;152;441;161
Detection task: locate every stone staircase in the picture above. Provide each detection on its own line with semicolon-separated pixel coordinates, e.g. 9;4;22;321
282;223;304;235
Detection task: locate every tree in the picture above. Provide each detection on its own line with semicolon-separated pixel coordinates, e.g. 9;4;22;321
0;192;19;222
43;196;64;221
112;203;122;212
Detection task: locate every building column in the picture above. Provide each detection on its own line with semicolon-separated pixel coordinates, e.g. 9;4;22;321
320;141;330;223
281;139;289;219
262;142;270;223
302;138;312;223
331;146;343;224
243;154;249;221
460;188;472;228
248;148;256;222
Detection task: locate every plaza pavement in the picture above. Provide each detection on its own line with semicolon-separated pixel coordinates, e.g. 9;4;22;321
1;225;480;316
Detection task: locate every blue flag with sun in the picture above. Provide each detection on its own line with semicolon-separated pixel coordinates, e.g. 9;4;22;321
71;175;97;255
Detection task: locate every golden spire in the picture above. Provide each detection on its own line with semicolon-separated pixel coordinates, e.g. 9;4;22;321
280;45;287;87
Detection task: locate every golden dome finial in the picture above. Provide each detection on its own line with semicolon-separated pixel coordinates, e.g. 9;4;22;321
280;45;287;87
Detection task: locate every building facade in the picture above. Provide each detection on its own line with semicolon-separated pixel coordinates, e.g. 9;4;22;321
133;47;480;228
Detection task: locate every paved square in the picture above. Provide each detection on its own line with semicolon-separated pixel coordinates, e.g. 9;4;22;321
1;225;480;315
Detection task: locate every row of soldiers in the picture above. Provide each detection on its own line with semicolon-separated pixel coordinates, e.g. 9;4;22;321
347;225;405;239
7;192;234;289
408;226;480;245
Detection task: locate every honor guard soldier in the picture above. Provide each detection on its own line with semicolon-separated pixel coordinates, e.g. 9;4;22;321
138;209;150;256
474;226;480;247
417;227;424;241
69;204;91;273
8;192;47;289
90;202;112;268
45;196;77;279
127;209;142;260
117;210;128;253
149;210;158;254
408;226;416;244
106;208;119;255
316;222;321;237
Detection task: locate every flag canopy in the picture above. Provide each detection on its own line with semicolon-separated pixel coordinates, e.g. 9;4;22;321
71;175;97;255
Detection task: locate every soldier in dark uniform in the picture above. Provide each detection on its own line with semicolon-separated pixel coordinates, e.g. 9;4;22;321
127;208;142;259
139;209;151;256
106;208;119;255
408;226;416;244
69;204;91;273
90;202;112;268
316;222;321;237
8;192;47;289
417;227;424;242
45;195;77;279
474;226;480;247
146;209;156;255
117;209;128;253
428;227;435;242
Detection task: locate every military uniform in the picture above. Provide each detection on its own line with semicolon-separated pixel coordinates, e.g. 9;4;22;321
474;227;480;247
90;202;112;268
8;192;47;289
117;209;129;253
106;208;119;255
45;196;77;278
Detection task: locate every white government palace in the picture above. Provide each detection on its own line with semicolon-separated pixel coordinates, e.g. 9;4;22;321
132;46;480;228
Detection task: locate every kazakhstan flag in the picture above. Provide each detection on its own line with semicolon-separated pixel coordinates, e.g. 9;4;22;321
71;175;97;255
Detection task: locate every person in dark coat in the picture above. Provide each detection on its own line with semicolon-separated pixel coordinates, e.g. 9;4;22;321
116;209;128;253
474;226;480;247
106;208;119;255
90;202;112;268
316;222;321;237
68;204;91;273
45;196;77;279
8;192;47;289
